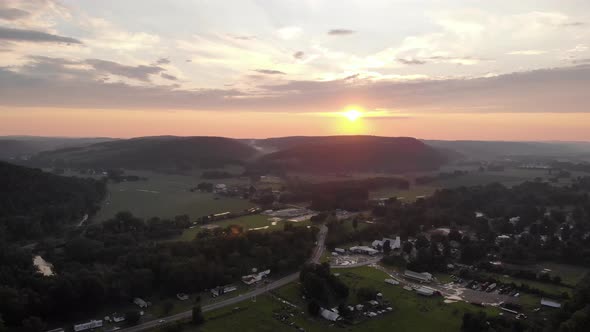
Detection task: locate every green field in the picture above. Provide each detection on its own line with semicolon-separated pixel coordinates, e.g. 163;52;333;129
370;168;558;201
91;171;254;222
174;214;313;241
480;272;573;298
197;266;499;332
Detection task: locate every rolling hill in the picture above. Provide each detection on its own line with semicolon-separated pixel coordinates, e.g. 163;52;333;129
255;136;450;173
0;136;115;161
31;136;258;171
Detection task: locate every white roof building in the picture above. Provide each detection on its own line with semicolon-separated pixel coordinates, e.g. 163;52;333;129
372;237;401;251
133;298;148;308
74;320;103;332
404;270;433;283
416;286;436;296
541;298;562;308
385;278;400;285
320;308;340;321
349;246;379;256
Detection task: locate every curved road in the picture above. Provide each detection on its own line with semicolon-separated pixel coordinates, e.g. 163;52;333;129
119;225;329;332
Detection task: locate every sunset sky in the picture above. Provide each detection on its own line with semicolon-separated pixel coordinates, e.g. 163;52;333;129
1;0;590;140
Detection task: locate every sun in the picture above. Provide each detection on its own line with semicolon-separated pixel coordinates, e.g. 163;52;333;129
344;109;361;121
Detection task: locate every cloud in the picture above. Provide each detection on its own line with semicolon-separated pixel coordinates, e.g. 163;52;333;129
508;50;547;55
328;29;355;36
0;7;30;20
572;58;590;65
85;59;164;81
0;26;81;44
227;34;256;41
161;73;177;81
397;58;427;65
1;56;590;115
560;22;584;27
253;69;286;75
155;57;170;65
293;51;305;60
276;26;302;40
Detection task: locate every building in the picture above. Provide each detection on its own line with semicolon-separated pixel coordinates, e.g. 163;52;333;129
384;278;399;286
74;320;103;332
133;298;148;308
541;298;562;308
241;269;271;285
415;286;436;296
45;329;65;332
176;293;189;301
349;246;379;256
372;237;401;251
320;308;340;322
210;285;237;297
334;248;346;254
404;270;433;283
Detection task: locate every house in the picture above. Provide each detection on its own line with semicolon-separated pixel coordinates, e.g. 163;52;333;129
349;246;379;256
415;286;436;296
111;313;125;323
320;308;340;321
541;298;562;308
176;293;189;301
242;269;271;285
384;278;399;286
214;183;227;193
372;237;401;251
74;320;103;332
133;298;148;308
210;285;238;297
334;248;346;254
404;270;433;283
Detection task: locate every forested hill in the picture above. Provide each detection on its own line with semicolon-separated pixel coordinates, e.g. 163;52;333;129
256;136;450;173
0;161;106;241
30;136;258;171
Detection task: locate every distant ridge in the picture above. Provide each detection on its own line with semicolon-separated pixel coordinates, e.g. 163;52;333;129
31;136;258;170
255;136;449;172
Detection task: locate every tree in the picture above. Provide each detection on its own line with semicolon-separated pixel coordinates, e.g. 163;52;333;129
162;300;174;314
356;286;378;302
192;305;205;325
352;218;359;230
461;312;489;332
125;311;141;325
383;240;392;254
21;316;45;332
0;315;6;332
308;301;320;316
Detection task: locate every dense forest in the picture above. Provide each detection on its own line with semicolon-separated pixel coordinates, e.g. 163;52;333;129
0;210;317;330
0;162;106;242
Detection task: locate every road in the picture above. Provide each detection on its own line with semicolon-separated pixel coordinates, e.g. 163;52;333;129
119;225;329;332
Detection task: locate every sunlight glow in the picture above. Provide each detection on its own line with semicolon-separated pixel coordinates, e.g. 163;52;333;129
344;109;361;122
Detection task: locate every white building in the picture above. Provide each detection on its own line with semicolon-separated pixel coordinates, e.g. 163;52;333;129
404;270;433;283
384;278;399;286
74;320;103;332
349;246;379;256
242;269;271;285
133;298;148;308
415;286;436;296
541;298;562;308
320;308;340;321
372;237;401;251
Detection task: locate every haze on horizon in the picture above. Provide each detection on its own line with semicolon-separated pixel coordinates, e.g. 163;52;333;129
1;0;590;141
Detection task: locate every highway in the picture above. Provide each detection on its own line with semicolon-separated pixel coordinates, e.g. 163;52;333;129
119;224;329;332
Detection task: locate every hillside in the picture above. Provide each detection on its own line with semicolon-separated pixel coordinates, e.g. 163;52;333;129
0;161;106;241
425;140;590;160
0;136;115;160
256;136;449;173
31;136;258;170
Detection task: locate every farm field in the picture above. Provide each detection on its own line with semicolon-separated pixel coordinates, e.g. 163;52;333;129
174;214;313;241
198;266;499;332
370;168;557;201
91;170;254;221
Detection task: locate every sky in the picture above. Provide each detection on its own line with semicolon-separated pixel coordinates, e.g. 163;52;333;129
1;0;590;140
